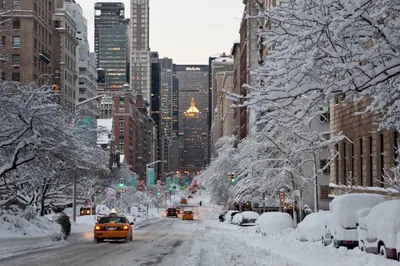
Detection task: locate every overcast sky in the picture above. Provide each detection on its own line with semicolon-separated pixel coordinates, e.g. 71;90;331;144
74;0;243;65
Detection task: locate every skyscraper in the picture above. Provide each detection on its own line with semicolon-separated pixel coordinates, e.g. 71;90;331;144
94;2;129;88
150;51;161;176
183;98;204;173
174;65;209;170
130;0;151;107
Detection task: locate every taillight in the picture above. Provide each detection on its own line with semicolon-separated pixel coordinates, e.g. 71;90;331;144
123;225;129;230
86;211;90;214
95;225;101;230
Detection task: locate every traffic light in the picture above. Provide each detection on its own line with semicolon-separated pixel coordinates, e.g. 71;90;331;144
231;173;236;184
228;173;232;182
118;178;124;188
157;191;161;197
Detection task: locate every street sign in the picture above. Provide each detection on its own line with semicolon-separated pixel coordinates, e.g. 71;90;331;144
83;200;88;206
147;168;155;185
166;177;171;190
131;175;137;188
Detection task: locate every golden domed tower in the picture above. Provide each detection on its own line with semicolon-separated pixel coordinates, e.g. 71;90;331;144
184;97;200;117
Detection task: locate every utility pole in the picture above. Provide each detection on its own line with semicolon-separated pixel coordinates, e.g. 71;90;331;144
72;175;77;222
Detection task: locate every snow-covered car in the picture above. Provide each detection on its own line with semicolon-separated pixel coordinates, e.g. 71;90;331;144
358;199;400;260
232;211;260;226
224;210;239;223
323;193;386;248
296;211;329;242
256;212;294;236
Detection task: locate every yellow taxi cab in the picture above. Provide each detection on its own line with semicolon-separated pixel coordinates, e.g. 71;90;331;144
182;210;194;220
94;213;134;243
180;198;188;204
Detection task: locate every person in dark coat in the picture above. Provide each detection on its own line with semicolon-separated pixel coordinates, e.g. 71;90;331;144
218;214;225;222
199;201;202;206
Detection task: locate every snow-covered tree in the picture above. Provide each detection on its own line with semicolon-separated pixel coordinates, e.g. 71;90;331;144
198;136;237;206
254;0;400;132
0;82;109;215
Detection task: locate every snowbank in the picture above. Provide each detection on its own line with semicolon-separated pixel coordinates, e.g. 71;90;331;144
256;212;294;235
296;211;329;242
0;208;62;239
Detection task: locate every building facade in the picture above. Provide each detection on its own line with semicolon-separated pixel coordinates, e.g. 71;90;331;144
65;0;97;116
130;0;150;107
231;42;241;140
94;2;129;88
174;64;209;170
0;0;57;90
329;97;398;199
182;98;205;173
150;51;161;177
210;54;234;156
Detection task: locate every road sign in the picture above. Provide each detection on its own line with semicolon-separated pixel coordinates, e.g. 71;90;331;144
83;200;88;206
147;168;155;185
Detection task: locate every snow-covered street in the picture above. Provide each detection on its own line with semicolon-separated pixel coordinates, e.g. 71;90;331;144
1;193;398;266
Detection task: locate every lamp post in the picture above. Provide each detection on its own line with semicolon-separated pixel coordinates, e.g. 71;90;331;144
144;160;167;214
72;94;106;223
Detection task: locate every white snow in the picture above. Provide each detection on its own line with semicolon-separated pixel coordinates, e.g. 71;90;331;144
256;212;294;235
96;118;113;144
327;193;386;229
362;200;400;249
296;211;329;242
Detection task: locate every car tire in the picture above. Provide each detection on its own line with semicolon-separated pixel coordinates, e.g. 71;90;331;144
95;238;102;244
379;243;387;258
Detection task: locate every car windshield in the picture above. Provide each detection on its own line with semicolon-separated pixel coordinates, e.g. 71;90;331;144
168;208;176;212
184;211;192;214
98;217;127;224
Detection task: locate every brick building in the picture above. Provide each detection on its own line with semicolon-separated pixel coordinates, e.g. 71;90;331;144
330;97;398;198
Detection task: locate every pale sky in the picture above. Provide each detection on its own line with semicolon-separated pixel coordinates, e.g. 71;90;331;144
75;0;244;65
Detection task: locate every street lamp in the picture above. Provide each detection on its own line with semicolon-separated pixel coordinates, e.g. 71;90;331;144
72;94;106;223
144;160;166;214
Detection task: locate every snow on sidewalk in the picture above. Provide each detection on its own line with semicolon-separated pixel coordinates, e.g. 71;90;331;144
203;219;399;266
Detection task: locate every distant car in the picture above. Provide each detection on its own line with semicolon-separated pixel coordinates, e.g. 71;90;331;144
182;211;194;220
80;206;95;216
188;195;193;198
180;198;188;204
167;208;178;218
94;215;134;243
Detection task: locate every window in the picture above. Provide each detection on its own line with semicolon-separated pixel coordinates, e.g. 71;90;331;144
351;142;354;183
12;54;20;66
380;134;384;187
1;72;5;80
320;112;330;123
335;144;339;184
320;185;329;200
12;18;20;29
12;0;20;9
343;142;347;185
12;72;20;81
360;138;363;186
320;159;330;174
369;136;373;186
1;36;5;45
1;0;5;9
12;36;20;47
394;131;399;166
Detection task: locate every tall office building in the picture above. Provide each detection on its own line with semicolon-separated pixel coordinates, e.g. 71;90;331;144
130;0;151;107
65;0;97;116
182;98;204;173
150;51;161;176
174;65;209;170
94;2;129;88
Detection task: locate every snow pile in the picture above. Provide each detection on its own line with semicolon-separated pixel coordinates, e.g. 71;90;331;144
96;205;110;216
233;211;260;225
0;207;62;239
328;193;386;229
256;212;294;235
365;200;400;248
296;211;329;242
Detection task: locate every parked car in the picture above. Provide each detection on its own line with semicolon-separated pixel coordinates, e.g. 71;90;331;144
296;211;329;242
323;193;386;248
232;211;260;226
224;210;239;223
358;199;400;260
256;212;294;236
